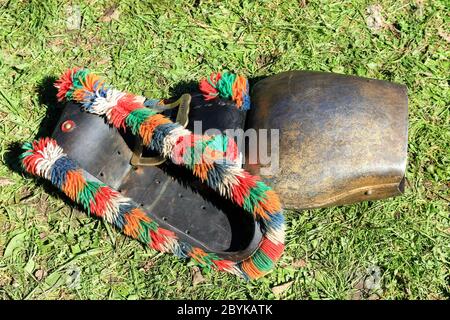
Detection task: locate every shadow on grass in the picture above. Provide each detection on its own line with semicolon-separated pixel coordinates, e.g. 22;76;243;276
4;75;62;172
3;75;84;212
36;75;64;138
169;79;198;98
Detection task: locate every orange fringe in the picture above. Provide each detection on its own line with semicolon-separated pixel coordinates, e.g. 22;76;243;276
72;88;86;102
252;191;281;219
123;208;151;239
62;170;87;201
241;258;263;279
81;73;104;94
232;75;247;108
253;204;270;220
259;190;282;214
189;247;208;264
139;113;172;145
193;161;214;182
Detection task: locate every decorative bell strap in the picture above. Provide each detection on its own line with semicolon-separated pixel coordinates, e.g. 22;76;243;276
20;68;285;279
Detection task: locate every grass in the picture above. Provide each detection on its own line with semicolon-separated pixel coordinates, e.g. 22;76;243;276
0;0;449;300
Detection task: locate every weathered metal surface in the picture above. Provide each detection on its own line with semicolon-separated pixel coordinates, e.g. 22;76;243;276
245;71;408;210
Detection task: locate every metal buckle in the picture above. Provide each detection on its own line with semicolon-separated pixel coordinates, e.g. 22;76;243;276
130;94;191;167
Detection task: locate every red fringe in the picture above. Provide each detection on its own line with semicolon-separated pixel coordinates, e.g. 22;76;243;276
231;171;259;206
213;259;234;271
55;68;80;102
110;94;142;130
259;237;284;261
199;72;221;100
225;137;239;162
89;186;120;218
150;228;176;251
22;138;56;175
171;134;204;164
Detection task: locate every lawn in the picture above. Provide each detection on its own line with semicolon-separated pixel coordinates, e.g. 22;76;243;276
0;0;449;300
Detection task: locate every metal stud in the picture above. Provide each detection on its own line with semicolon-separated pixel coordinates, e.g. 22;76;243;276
61;120;75;132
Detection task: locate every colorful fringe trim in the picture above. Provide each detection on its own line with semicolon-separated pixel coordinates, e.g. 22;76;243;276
21;68;285;279
199;72;250;110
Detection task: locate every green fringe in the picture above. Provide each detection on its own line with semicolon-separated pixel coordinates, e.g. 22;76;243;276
19;142;33;160
217;72;236;99
77;181;102;215
243;181;271;214
183;138;208;169
126;108;157;135
196;253;220;269
251;250;274;272
66;69;89;100
206;135;228;153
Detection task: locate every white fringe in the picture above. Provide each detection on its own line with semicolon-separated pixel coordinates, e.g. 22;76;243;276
134;95;146;104
103;194;133;225
91;88;125;116
264;226;285;245
162;126;191;158
35;142;66;180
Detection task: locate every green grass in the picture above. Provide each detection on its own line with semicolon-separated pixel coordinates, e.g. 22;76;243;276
0;0;449;300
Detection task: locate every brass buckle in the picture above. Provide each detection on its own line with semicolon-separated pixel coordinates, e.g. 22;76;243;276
130;93;191;166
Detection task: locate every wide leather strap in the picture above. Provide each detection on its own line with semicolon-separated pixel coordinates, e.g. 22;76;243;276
20;68;286;280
